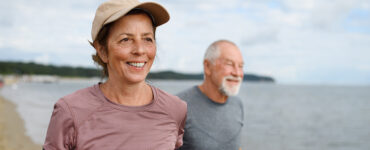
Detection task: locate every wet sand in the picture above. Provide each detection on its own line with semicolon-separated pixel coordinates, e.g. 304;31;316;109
0;95;42;150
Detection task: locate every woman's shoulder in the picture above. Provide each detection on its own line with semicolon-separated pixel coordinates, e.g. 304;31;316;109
152;86;187;120
55;84;105;118
153;86;187;108
61;84;101;104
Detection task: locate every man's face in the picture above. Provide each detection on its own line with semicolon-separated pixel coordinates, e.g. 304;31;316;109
208;43;244;96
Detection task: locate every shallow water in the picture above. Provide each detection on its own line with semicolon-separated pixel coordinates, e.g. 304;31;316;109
1;79;369;150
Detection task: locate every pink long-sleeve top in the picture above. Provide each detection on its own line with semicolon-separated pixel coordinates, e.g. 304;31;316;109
43;84;187;150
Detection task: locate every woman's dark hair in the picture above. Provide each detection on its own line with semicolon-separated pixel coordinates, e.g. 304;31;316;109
91;8;157;78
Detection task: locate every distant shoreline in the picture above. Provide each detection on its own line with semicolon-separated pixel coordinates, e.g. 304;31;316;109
0;61;275;82
0;95;41;150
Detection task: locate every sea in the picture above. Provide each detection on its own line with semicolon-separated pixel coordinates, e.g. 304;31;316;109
1;79;369;150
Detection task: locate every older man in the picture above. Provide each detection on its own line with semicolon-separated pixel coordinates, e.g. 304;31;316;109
177;40;244;150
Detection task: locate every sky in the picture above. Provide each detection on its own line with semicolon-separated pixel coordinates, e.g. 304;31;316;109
1;0;370;85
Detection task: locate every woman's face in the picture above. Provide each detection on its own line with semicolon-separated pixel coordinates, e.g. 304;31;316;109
101;13;156;84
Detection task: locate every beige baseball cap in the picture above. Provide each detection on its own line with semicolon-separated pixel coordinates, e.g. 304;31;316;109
91;0;170;42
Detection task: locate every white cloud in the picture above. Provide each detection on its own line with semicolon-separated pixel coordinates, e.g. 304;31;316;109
1;0;370;84
34;54;50;65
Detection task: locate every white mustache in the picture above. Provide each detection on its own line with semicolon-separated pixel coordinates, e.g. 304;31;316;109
224;76;242;82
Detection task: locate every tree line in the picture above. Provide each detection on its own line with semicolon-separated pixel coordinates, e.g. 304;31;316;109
0;61;274;82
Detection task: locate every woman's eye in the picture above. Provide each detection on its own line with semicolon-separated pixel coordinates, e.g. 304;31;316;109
120;38;129;42
145;38;153;42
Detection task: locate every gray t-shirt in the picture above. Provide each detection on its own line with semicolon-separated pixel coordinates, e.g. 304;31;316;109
177;86;244;150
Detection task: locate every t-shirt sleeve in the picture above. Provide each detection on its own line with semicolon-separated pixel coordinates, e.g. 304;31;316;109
175;113;186;149
43;99;76;150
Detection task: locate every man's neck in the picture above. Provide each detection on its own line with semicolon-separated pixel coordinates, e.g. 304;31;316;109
198;81;228;104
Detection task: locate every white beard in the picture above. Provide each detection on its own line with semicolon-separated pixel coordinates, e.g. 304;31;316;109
219;75;242;96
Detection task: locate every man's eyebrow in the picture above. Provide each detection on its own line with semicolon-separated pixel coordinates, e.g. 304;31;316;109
224;59;234;63
224;58;244;65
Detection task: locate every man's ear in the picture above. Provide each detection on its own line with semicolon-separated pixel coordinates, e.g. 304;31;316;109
94;42;108;63
204;60;212;76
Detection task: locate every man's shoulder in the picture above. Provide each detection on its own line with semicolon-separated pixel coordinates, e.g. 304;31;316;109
176;86;199;102
228;96;243;109
233;95;243;102
228;96;244;119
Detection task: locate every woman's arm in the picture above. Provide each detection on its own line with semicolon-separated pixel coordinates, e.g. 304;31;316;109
43;99;76;150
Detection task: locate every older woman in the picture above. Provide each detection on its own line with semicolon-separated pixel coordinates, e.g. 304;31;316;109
43;0;187;149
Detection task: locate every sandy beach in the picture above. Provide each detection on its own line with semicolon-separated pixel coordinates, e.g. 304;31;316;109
0;95;42;150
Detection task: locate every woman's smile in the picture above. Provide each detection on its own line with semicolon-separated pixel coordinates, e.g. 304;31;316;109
127;61;146;69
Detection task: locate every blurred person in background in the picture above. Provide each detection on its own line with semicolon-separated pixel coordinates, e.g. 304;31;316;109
43;0;187;149
177;40;244;150
0;77;3;88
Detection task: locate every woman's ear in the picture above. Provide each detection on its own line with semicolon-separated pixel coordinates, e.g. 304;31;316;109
94;42;108;63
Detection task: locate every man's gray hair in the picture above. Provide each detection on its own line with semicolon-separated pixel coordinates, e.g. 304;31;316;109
204;39;237;63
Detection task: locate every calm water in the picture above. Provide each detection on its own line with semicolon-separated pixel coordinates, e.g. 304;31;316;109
1;79;370;150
